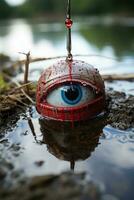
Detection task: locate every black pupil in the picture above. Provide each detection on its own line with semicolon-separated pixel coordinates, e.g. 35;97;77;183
65;86;79;101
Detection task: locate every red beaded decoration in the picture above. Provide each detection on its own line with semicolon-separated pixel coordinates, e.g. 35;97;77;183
65;18;73;28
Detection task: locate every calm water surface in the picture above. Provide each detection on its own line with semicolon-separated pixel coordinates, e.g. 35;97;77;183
0;18;134;199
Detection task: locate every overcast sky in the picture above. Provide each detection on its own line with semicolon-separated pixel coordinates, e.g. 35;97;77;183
5;0;26;6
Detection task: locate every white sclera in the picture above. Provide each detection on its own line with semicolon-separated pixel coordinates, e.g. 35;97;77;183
46;84;95;107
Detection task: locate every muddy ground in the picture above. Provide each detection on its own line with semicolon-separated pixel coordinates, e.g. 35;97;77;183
106;90;134;130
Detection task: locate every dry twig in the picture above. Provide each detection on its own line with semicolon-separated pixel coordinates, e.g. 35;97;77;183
102;73;134;81
10;54;119;68
19;51;31;94
2;72;35;104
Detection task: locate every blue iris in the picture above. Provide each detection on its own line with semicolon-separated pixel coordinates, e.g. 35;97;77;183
61;84;82;105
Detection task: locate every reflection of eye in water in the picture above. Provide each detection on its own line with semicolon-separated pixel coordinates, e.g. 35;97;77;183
38;115;106;170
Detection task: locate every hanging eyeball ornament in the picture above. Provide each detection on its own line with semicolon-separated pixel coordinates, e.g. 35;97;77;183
36;0;105;121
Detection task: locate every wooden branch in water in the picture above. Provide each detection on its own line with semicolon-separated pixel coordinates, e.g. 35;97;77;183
12;55;66;68
18;51;31;93
10;54;134;82
102;73;134;81
11;54;119;69
24;52;30;84
19;51;31;94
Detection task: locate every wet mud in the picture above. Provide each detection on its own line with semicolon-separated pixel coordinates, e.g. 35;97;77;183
107;91;134;130
0;172;104;200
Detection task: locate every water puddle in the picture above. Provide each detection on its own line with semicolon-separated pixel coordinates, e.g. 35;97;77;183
1;105;134;199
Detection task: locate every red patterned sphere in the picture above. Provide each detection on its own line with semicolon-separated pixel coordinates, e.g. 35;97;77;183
36;60;105;121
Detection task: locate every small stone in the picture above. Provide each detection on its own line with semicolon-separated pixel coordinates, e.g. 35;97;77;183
34;161;44;167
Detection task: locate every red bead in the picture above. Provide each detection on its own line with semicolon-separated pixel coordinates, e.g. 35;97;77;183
65;18;73;28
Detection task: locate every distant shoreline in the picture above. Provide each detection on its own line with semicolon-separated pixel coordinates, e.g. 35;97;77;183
0;15;134;27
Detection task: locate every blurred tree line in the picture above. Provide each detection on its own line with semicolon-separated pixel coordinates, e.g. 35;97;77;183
0;0;134;19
